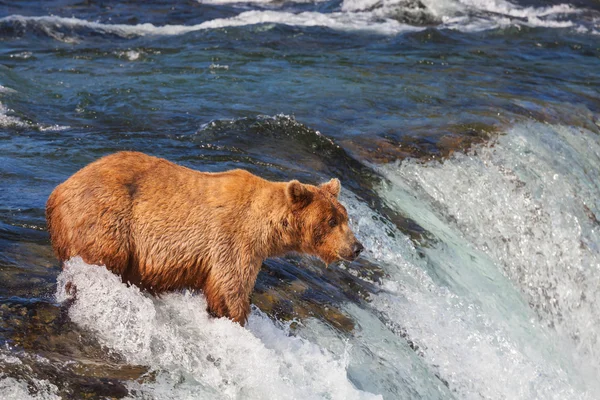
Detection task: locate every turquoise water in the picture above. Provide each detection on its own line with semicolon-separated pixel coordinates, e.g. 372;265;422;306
1;0;599;398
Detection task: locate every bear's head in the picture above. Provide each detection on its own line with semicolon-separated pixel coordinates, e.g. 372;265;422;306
286;178;364;265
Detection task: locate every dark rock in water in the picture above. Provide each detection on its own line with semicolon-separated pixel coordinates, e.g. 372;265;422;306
252;288;356;333
253;259;355;333
387;0;441;26
349;0;440;26
0;353;140;399
0;298;151;399
252;256;389;333
342;123;495;164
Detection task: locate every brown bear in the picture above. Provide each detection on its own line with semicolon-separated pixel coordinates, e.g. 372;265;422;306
46;151;363;325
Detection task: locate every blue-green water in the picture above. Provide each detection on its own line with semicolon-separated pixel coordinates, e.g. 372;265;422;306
1;0;599;398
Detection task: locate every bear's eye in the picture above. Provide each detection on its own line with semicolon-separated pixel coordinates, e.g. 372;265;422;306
328;218;338;228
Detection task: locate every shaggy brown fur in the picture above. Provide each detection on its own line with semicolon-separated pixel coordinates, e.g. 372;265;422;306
46;151;363;325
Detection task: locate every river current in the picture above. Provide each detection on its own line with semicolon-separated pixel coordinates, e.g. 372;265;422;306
0;0;599;399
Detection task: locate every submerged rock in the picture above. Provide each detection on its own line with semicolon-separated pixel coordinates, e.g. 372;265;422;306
252;256;388;333
0;298;151;399
387;0;440;26
343;0;440;26
343;124;494;165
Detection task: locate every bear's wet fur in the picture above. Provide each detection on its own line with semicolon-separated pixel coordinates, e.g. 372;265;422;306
46;151;363;324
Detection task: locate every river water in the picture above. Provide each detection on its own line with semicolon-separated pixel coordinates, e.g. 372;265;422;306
0;0;599;399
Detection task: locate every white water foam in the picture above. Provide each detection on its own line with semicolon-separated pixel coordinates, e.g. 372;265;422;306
455;0;577;18
207;0;591;31
0;86;18;95
116;50;142;61
0;101;69;131
0;377;60;400
343;187;595;400
434;0;587;31
343;0;585;29
55;258;380;400
0;13;420;38
375;121;600;397
2;0;596;41
0;101;29;129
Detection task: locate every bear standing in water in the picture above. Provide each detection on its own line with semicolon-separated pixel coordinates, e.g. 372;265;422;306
46;152;363;325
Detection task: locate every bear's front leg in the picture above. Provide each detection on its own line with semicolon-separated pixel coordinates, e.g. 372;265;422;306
204;283;251;325
202;260;259;326
224;291;251;325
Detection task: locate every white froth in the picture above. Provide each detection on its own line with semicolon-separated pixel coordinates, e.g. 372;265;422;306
209;63;230;70
376;121;600;396
0;86;17;94
37;124;71;132
3;0;593;41
439;0;585;31
118;50;141;61
456;0;577;19
0;101;29;129
343;188;594;399
9;51;32;59
172;10;419;35
56;258;380;400
0;101;69;131
341;0;588;31
373;284;589;400
0;377;60;400
0;13;420;37
525;17;574;28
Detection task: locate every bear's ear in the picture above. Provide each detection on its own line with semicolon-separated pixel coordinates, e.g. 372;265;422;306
287;180;313;207
319;178;341;198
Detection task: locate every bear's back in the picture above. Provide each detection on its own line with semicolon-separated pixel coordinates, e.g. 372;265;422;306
46;152;170;275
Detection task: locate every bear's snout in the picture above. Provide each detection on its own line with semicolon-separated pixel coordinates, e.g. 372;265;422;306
338;240;364;262
351;241;364;259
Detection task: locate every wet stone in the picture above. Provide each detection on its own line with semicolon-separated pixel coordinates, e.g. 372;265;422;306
0;298;150;398
343;129;493;165
0;355;134;399
252;256;389;333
